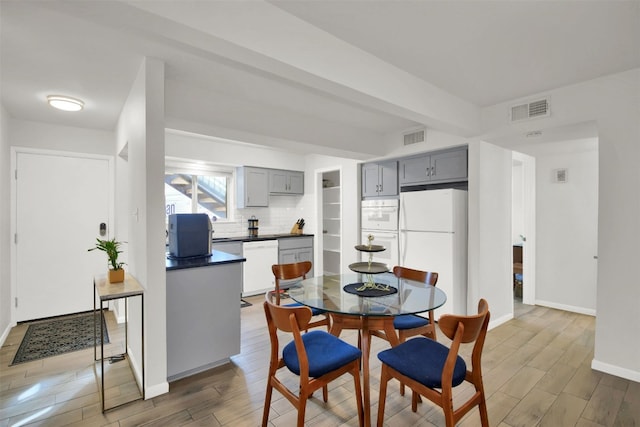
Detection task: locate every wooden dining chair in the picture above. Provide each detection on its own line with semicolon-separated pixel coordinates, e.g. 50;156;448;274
386;265;439;396
271;261;329;330
262;295;364;427
391;266;439;342
376;299;491;427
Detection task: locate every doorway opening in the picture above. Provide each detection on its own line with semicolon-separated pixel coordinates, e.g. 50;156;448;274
511;132;599;317
511;152;535;308
319;169;341;275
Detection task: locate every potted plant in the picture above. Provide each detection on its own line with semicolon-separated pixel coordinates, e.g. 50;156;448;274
88;237;126;283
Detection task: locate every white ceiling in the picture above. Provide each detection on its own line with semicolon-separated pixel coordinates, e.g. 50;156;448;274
2;0;638;157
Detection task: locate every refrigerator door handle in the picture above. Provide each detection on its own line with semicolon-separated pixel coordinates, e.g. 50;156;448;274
399;230;407;265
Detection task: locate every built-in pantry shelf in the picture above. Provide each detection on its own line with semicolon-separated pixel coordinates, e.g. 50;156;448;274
322;172;341;275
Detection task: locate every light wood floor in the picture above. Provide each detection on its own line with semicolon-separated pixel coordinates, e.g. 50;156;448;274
1;297;638;426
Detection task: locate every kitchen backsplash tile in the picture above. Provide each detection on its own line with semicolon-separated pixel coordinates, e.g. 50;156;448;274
211;197;307;237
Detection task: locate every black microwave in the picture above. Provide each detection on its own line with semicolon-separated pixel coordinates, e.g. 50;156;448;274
168;213;212;258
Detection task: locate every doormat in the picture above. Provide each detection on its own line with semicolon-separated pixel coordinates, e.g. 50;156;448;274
11;311;109;365
241;299;252;308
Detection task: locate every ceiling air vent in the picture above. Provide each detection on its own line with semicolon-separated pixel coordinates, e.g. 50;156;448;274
403;129;425;145
510;98;550;121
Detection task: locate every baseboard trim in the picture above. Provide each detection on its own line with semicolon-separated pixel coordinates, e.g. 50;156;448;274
535;299;596;316
145;382;169;400
489;312;513;330
591;359;640;382
0;322;15;348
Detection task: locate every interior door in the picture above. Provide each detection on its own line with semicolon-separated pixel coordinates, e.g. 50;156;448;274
15;151;111;321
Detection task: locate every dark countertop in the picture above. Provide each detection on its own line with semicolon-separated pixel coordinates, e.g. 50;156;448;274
166;250;246;271
166;233;312;271
211;233;314;243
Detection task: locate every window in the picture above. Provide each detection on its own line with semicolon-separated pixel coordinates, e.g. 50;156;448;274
165;161;233;223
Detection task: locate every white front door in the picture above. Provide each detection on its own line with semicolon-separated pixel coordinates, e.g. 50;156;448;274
15;150;112;322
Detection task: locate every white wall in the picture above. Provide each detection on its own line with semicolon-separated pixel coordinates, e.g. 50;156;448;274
384;128;469;159
0;105;11;343
7;118;114;155
116;58;168;398
525;139;599;314
482;68;640;381
165;130;305;169
468;141;514;327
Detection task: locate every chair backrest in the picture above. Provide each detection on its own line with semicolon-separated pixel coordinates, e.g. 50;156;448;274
392;265;438;286
438;298;490;344
271;261;312;304
264;293;313;333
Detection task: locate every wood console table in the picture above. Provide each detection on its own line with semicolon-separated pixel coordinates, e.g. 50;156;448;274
93;273;145;412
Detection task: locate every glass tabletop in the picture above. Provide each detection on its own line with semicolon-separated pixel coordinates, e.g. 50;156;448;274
288;272;447;317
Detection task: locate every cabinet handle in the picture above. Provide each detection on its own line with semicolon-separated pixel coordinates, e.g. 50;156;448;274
431;166;435;176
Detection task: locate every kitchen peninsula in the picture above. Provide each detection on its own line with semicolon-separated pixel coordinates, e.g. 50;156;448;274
165;233;313;381
166;249;245;381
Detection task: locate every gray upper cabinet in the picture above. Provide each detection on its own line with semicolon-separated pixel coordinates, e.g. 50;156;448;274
399;146;467;186
269;169;304;195
362;160;398;198
237;167;269;207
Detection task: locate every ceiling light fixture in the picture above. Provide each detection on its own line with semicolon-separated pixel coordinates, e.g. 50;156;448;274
47;95;84;112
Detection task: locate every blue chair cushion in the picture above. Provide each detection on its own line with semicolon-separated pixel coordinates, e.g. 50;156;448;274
283;330;362;378
393;314;429;330
283;302;325;317
377;337;467;389
283;302;325;316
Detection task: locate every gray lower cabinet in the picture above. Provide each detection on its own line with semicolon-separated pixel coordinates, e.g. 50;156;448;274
399;146;467;186
278;236;314;287
166;262;242;381
362;160;398;197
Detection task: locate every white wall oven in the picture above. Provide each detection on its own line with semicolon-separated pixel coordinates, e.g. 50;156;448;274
361;199;399;268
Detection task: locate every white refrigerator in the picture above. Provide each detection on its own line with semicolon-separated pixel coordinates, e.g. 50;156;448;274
399;188;468;315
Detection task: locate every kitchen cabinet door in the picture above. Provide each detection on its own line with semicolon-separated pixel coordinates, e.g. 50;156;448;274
279;236;314;278
377;161;398;197
287;171;304;194
362;160;398;197
279;249;299;265
237;167;269;207
362;163;381;197
269;169;304;194
399;146;468;187
430;148;467;183
399;154;430;186
269;170;288;193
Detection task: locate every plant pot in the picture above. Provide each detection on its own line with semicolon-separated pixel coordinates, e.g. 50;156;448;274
108;268;125;283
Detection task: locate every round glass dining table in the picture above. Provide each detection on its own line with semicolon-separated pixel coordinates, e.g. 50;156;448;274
288;271;447;426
